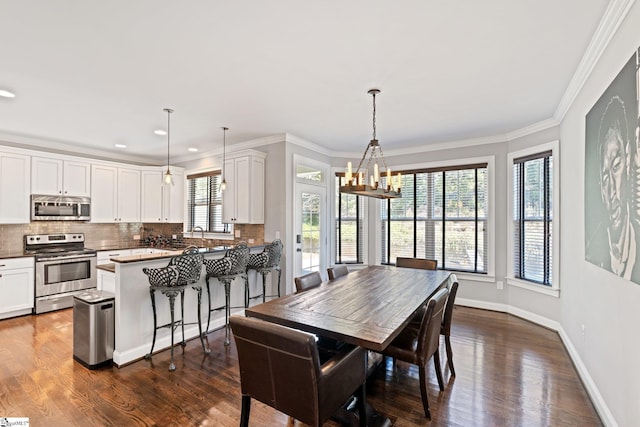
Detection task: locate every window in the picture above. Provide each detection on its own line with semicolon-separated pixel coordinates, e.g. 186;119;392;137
335;175;364;264
380;163;488;273
186;170;229;233
512;151;553;285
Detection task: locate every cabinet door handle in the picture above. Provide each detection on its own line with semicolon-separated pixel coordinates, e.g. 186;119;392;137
0;264;5;267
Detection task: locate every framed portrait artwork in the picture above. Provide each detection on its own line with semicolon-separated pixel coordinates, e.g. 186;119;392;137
585;49;640;283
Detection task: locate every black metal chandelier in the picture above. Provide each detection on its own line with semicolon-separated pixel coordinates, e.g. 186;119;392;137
340;89;401;199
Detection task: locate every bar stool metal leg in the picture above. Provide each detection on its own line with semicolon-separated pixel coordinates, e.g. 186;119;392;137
180;289;186;347
168;292;177;371
260;271;268;303
145;288;158;359
196;287;210;354
223;279;232;346
204;278;212;335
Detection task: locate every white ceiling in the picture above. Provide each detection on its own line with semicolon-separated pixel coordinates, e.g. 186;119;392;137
0;1;613;165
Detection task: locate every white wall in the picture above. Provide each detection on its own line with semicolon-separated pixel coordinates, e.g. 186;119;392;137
559;2;640;426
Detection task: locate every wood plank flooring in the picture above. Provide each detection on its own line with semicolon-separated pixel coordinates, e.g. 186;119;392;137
0;306;602;426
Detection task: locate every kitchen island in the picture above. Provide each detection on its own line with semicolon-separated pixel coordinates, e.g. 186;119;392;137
109;245;267;366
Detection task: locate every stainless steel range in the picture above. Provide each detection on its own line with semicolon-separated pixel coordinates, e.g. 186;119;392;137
25;233;97;314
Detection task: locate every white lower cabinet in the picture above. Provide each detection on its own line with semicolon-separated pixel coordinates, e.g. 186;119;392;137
97;268;115;293
0;257;34;319
97;249;132;265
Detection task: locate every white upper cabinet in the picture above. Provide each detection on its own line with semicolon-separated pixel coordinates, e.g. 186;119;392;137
222;150;265;224
91;164;140;223
0;151;30;224
31;156;91;196
141;169;184;223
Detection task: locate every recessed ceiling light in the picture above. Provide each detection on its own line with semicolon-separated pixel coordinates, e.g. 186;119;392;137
154;129;167;136
188;147;198;152
114;144;127;148
0;89;16;98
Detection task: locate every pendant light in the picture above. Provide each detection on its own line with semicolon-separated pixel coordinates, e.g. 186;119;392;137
220;126;228;191
340;89;401;199
163;108;174;185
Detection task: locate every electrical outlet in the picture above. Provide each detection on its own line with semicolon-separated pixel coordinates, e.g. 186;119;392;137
133;235;140;240
248;238;255;244
497;281;503;290
172;234;177;239
235;229;241;238
275;231;280;239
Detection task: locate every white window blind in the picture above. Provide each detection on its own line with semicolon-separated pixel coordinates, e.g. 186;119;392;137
513;151;552;285
335;175;364;264
186;170;228;233
381;163;488;273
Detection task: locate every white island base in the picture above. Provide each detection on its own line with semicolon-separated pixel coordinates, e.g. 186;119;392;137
110;248;269;366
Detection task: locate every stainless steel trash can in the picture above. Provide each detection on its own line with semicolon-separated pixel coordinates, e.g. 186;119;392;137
73;290;115;369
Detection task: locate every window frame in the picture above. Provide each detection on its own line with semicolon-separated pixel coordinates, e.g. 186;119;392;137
183;167;234;240
334;173;367;264
507;140;560;297
372;156;495;282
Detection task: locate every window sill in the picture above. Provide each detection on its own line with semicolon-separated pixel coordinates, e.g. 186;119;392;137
507;277;560;297
183;231;235;241
454;272;495;283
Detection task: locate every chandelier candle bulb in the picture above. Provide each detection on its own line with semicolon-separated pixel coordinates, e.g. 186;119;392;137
374;163;379;184
346;161;353;183
359;172;363;185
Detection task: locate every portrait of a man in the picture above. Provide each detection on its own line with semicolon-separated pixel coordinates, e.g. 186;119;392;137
585;52;640;283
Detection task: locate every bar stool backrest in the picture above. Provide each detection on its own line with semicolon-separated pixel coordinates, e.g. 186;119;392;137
266;239;283;268
227;243;250;275
143;265;179;289
169;251;204;286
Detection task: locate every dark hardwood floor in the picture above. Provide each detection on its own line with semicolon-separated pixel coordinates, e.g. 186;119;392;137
0;305;602;426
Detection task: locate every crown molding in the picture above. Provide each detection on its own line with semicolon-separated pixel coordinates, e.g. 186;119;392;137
0;131;155;165
283;133;334;157
554;0;636;121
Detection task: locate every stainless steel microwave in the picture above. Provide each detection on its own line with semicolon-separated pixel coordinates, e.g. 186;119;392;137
31;195;91;221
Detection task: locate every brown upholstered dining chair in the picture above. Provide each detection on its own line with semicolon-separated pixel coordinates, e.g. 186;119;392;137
230;316;367;427
327;264;349;280
441;274;459;377
396;257;438;270
294;271;322;293
382;287;449;419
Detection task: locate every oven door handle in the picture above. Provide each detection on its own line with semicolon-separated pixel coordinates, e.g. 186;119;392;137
37;254;96;262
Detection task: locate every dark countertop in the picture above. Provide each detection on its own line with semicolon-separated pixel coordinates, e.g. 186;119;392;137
0;249;35;260
0;243;266;260
110;244;265;264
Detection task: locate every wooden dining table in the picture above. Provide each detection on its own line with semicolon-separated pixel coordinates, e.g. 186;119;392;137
244;265;452;352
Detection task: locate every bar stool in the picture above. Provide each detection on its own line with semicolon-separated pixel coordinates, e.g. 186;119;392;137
203;242;249;345
142;264;184;371
246;239;283;304
168;248;210;356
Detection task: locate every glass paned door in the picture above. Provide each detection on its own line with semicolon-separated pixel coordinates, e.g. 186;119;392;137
295;183;327;277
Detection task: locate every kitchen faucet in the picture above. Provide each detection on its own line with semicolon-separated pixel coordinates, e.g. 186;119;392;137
191;226;205;248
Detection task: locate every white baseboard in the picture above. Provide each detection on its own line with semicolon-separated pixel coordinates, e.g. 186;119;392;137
456;298;616;426
557;328;618;427
113;317;229;366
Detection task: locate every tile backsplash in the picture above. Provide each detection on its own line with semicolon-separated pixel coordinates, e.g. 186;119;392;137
0;222;264;252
